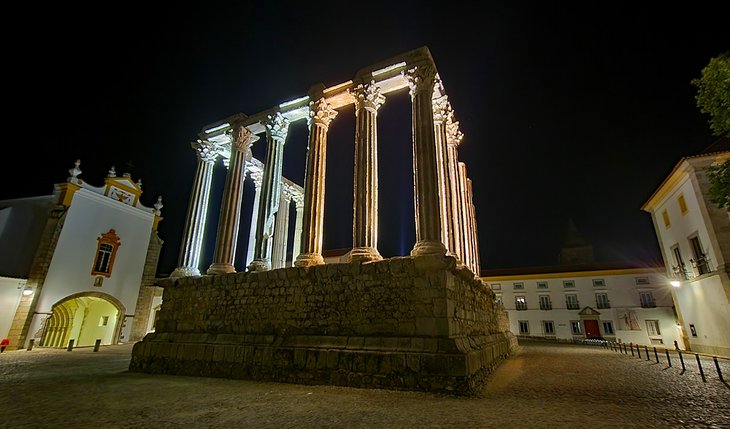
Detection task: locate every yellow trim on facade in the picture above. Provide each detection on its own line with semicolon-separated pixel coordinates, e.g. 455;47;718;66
481;267;661;282
642;166;688;212
152;215;162;231
56;183;81;207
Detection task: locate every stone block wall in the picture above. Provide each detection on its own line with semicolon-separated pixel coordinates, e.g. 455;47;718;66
130;255;517;395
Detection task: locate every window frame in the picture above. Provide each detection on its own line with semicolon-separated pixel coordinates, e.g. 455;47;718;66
91;229;121;278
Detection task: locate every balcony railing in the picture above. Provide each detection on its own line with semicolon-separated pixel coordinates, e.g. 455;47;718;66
690;254;712;276
539;302;552;310
566;302;580;310
596;300;611;309
515;302;527;311
640;299;656;308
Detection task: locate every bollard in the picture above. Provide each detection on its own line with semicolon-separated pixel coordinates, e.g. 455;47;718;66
678;350;685;371
637;345;641;359
66;339;75;351
665;349;672;367
714;357;724;382
630;343;635;357
27;339;34;351
654;347;659;363
695;354;706;382
645;345;650;361
93;339;101;352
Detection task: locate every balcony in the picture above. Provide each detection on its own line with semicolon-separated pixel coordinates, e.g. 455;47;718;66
596;300;611;309
566;302;580;310
690;254;712;276
515;302;527;311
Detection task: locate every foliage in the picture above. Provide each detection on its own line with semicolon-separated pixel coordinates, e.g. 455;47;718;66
706;159;730;209
692;51;730;137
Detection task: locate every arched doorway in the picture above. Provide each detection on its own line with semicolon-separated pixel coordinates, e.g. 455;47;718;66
41;292;125;348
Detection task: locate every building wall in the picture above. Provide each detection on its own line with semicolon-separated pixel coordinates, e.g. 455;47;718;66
0;277;25;339
671;273;730;356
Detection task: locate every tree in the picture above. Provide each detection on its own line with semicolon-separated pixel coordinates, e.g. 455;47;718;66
706;159;730;209
691;51;730;138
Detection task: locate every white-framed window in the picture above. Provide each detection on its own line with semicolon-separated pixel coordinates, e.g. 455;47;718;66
639;292;655;308
515;296;527;311
592;279;605;287
543;321;555;335
490;283;501;291
596;293;610;309
537;281;548;289
539;295;552;310
563;280;575;288
646;320;661;336
518;320;529;335
513;282;524;290
494;293;502;305
602;321;614;335
570;320;582;335
635;276;650;285
565;294;579;310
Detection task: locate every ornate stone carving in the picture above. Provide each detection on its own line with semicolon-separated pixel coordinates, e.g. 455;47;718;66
67;159;82;183
229;124;259;151
191;139;221;163
248;168;263;189
349;80;386;113
262;112;290;143
309;98;338;129
446;114;464;146
432;94;450;125
154;196;163;215
107;166;117;178
403;64;437;98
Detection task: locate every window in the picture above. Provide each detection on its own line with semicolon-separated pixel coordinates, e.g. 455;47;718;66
639;292;656;308
543;321;555;335
671;245;688;280
539;295;552;310
490;283;501;291
595;293;610;309
635;277;650;285
518;320;529;335
563;280;575;289
646;320;661;336
602;321;614;335
515;296;527;311
513;282;524;290
689;324;697;337
592;279;605;287
99;316;109;327
565;294;579;310
494;293;502;305
537;281;548;289
662;209;671;228
91;229;121;277
678;194;688;215
570;320;582;335
689;236;711;275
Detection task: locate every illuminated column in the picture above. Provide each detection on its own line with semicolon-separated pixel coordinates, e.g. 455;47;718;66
467;178;481;275
271;185;291;269
457;162;472;271
207;125;258;275
248;113;290;272
446;113;464;265
171;140;220;277
244;169;263;268
349;81;385;263
291;194;304;264
403;65;447;257
295;98;338;267
432;82;456;260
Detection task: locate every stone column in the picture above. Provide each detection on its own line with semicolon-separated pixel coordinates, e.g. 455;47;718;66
457;162;472;271
271;184;291;269
171;140;220;277
245;169;263;268
432;83;456;260
349;81;385;263
403;65;447;257
467;178;481;276
291;194;304;264
295;98;338;267
248;112;290;272
207;125;258;275
446;112;464;265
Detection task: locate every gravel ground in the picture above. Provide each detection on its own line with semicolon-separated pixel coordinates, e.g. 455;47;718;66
0;340;728;429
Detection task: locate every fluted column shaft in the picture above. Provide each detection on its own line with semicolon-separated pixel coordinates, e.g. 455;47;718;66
433;92;456;260
249;113;290;272
467;178;481;275
245;170;263;268
272;187;291;269
446;118;464;264
457;162;472;271
295;98;338;267
207;126;257;275
404;66;446;257
292;197;304;264
349;82;385;262
171;140;219;277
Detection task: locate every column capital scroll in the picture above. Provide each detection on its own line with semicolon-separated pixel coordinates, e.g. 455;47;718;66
262;112;290;143
191;139;221;163
403;64;437;98
432;94;450;125
309;98;338;129
228;125;260;151
349;80;386;113
446;117;464;147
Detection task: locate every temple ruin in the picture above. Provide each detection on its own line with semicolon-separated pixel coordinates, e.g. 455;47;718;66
130;46;516;395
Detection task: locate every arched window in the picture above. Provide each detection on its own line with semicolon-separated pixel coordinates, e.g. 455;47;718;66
91;229;121;277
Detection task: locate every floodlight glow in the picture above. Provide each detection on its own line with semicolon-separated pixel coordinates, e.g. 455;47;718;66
670;280;681;287
279;96;309;109
372;62;407;77
204;123;229;134
22;287;33;296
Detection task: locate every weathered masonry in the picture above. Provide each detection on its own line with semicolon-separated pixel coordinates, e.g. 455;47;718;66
130;46;516;395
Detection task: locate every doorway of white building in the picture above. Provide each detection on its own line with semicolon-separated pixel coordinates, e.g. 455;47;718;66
41;293;124;348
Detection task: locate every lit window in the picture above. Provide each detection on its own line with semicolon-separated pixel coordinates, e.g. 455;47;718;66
494;293;502;305
518;320;529;335
515;296;527;311
91;229;121;277
646;320;661;336
543;321;555;335
678;194;688;215
602;321;614;335
99;316;109;327
570;320;582;335
662;209;671;228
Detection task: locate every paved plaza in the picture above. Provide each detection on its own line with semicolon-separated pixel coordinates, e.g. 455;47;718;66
0;340;728;428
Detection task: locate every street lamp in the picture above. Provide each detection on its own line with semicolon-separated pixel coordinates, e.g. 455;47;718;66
670;280;681;287
22;285;33;296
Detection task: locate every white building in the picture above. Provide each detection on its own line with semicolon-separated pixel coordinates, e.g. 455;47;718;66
0;161;163;350
641;140;730;356
482;264;683;347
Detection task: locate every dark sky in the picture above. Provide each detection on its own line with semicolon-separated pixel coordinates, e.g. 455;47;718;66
3;2;728;275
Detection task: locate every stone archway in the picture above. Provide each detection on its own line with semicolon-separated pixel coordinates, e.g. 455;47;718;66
41;292;126;348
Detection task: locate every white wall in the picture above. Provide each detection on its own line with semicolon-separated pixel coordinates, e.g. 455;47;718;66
673;275;730;355
0;277;25;339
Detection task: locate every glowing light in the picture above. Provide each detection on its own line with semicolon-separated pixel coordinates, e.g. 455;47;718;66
372;62;407;77
22;286;33;296
204;123;229;134
279;96;309;109
670;280;681;287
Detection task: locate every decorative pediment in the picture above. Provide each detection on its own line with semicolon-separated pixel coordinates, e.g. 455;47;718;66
578;306;601;316
104;177;142;206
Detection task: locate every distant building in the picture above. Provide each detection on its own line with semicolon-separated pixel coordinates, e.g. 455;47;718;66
641;138;730;356
0;161;163;350
482;263;682;347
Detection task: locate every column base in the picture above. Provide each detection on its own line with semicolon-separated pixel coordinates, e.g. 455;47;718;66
247;259;271;272
446;251;463;265
294;253;325;267
348;247;383;263
206;263;236;275
411;240;447;257
170;266;202;278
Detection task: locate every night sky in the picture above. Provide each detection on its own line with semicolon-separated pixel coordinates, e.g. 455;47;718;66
3;3;728;276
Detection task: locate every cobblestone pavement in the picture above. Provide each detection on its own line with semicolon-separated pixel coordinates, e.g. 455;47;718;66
0;340;728;429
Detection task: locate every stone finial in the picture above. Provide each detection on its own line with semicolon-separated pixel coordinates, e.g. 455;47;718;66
154;196;163;215
68;159;82;183
107;166;117;177
123;172;131;178
136;178;143;188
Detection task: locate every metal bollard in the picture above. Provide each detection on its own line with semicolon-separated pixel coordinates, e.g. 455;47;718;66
714;357;724;382
654;347;659;363
93;339;101;352
630;343;635;357
678;350;685;371
696;354;706;382
66;339;74;351
637;345;642;359
665;349;672;367
645;345;650;361
27;339;34;351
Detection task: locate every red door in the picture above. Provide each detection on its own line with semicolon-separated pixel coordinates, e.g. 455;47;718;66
583;320;600;337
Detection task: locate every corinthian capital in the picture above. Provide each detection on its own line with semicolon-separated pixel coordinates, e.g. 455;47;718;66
349;80;386;113
191;139;221;163
403;64;437;98
446;116;464;146
262;112;290;143
309;98;338;129
432;94;450;125
229;124;259;151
